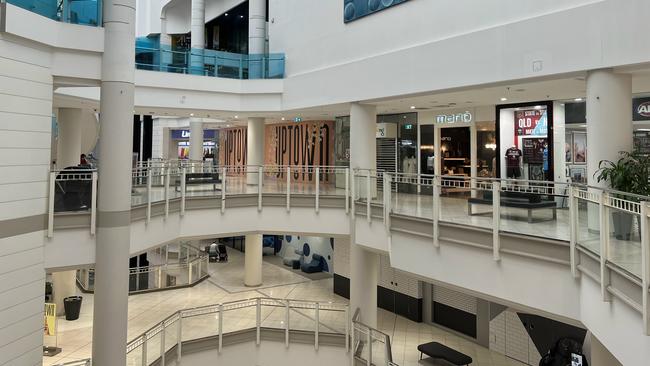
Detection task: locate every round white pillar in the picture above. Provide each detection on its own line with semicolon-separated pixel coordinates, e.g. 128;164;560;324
244;234;263;287
190;0;205;74
51;270;77;316
586;69;633;187
349;102;379;327
247;117;265;185
92;0;135;363
189;118;204;162
57;108;83;168
552;101;567;182
248;0;266;78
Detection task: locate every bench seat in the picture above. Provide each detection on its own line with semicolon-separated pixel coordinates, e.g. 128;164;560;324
417;342;472;365
468;196;557;223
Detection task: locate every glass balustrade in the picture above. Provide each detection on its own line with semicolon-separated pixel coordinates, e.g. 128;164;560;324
7;0;101;26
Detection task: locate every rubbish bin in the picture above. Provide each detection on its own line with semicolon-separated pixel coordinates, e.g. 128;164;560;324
64;296;83;321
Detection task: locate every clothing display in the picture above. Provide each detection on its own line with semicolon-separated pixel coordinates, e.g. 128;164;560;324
505;147;522;178
402;156;417;174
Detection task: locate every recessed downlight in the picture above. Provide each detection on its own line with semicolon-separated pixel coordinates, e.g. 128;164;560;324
575;98;583;102
190;113;194;116
500;97;508;102
410;106;416;109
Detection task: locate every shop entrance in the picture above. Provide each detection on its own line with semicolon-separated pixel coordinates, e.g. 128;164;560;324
440;127;470;177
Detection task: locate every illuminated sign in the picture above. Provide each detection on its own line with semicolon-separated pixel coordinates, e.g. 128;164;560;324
435;111;472;124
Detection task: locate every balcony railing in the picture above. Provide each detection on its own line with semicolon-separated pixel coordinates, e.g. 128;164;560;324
135;46;285;79
6;0;101;26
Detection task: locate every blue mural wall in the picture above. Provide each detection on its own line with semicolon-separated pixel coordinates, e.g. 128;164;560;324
344;0;411;23
277;235;334;273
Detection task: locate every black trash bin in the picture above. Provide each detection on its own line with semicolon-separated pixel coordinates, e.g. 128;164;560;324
64;296;83;321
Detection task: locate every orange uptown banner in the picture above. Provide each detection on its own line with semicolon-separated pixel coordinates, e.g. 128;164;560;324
219;127;247;172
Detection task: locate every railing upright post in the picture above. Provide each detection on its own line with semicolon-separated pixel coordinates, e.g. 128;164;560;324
285;300;290;348
367;329;372;366
90;171;97;236
160;322;166;365
48;171;55;238
314;302;319;350
287;166;291;212
569;185;579;278
345;168;350;214
641;201;650;335
315;167;320;213
492;181;501;261
258;166;263;211
350;323;355;366
366;171;371;223
157;266;162;289
141;334;147;366
599;191;612;301
351;170;356;216
221;167;227;213
177;314;183;362
164;166;170;219
180;167;186;216
256;298;261;345
433;176;440;248
383;173;391;230
218;304;223;353
345;307;350;353
146;167;152;224
188;259;193;284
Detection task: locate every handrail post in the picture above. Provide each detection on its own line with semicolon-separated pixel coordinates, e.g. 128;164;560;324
180;167;186;216
177;314;183;362
90;171;97;236
256;298;261;345
164;167;170;219
221;167;227;213
351;170;356;216
285;299;290;348
345;307;350;352
48;171;55;238
383;173;391;230
188;259;193;284
315;167;320;213
218;304;223;353
141;334;147;366
433;176;440;248
286;166;291;212
258;166;263;212
641;201;650;335
367;328;372;366
146;167;152;224
492;181;501;261
345;168;350;214
366;171;371;223
314;302;319;350
157;266;162;289
160;322;166;365
350;323;355;366
600;191;612;301
569;185;579;278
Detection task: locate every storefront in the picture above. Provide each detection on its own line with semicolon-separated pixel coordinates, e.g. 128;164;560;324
169;129;218;161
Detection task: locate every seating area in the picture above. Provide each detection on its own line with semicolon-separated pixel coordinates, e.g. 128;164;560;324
175;172;221;192
468;190;558;223
417;341;473;365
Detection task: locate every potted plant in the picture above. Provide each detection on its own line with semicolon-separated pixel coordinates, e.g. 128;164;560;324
594;150;650;240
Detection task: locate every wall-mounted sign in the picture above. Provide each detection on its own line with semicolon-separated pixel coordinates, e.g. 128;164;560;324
171;129;216;139
344;0;411;23
44;303;56;336
294;117;303;123
376;123;397;138
634;97;650;121
515;109;547;136
435;111;473;124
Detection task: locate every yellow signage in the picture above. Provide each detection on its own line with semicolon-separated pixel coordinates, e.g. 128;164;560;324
44;303;56;336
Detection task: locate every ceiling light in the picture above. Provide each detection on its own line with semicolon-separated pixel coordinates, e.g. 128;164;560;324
225;13;228;16
574;98;583;102
234;115;239;119
281;117;285;121
534;105;542;110
239;15;244;18
410;106;416;109
500;97;508;102
190;113;194;116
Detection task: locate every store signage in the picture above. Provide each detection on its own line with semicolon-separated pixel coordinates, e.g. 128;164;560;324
515;109;547;136
634;97;650;121
44;303;56;336
294;117;303;123
171;129;216;139
344;0;411;23
435;111;472;124
376;123;397;138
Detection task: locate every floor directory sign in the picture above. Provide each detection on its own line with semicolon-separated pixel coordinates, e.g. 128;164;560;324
44;303;56;336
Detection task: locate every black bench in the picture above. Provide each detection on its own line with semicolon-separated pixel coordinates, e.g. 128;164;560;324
175;172;221;192
417;342;472;365
468;191;557;223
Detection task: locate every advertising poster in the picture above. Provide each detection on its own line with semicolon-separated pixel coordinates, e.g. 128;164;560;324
515;109;547;136
565;132;573;163
573;133;587;163
44;303;56;336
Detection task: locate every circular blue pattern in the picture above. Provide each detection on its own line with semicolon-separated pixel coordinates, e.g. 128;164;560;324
303;243;310;257
285;235;292;242
368;0;380;11
381;0;394;7
344;3;356;21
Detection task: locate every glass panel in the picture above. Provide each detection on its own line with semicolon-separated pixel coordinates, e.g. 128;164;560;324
145;332;162;365
222;302;257;334
260;301;287;329
370;330;388;366
287;304;316;333
7;0;101;26
182;311;219;342
163;319;179;358
608;208;642;276
317;308;346;335
577;196;600;254
126;343;143;366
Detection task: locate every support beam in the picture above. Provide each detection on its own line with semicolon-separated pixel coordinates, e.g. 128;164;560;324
244;234;263;287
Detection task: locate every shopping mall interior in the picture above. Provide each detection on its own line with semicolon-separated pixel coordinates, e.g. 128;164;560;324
2;0;650;365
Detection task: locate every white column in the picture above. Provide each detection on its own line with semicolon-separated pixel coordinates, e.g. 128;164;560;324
244;234;263;287
190;0;205;74
349;102;379;327
434;125;442;176
553;101;567;182
247;117;265;185
92;0;135;362
586;69;633;187
57;108;84;168
470;123;478;192
51;270;77;316
189;118;203;162
248;0;266;78
159;12;172;71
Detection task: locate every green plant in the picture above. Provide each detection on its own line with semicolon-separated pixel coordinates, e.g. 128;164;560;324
594;150;650;197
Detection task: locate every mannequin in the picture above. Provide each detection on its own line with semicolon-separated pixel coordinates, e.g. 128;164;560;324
505;145;522;178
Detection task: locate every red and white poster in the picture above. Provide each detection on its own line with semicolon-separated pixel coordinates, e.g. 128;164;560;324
515;109;547;136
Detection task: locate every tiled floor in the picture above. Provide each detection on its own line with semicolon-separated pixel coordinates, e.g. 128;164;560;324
44;249;526;366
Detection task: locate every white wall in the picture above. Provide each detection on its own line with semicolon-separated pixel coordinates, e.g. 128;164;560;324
0;32;52;365
152;117;190;159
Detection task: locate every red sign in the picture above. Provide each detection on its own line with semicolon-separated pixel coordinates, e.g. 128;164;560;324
515;109;546;136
